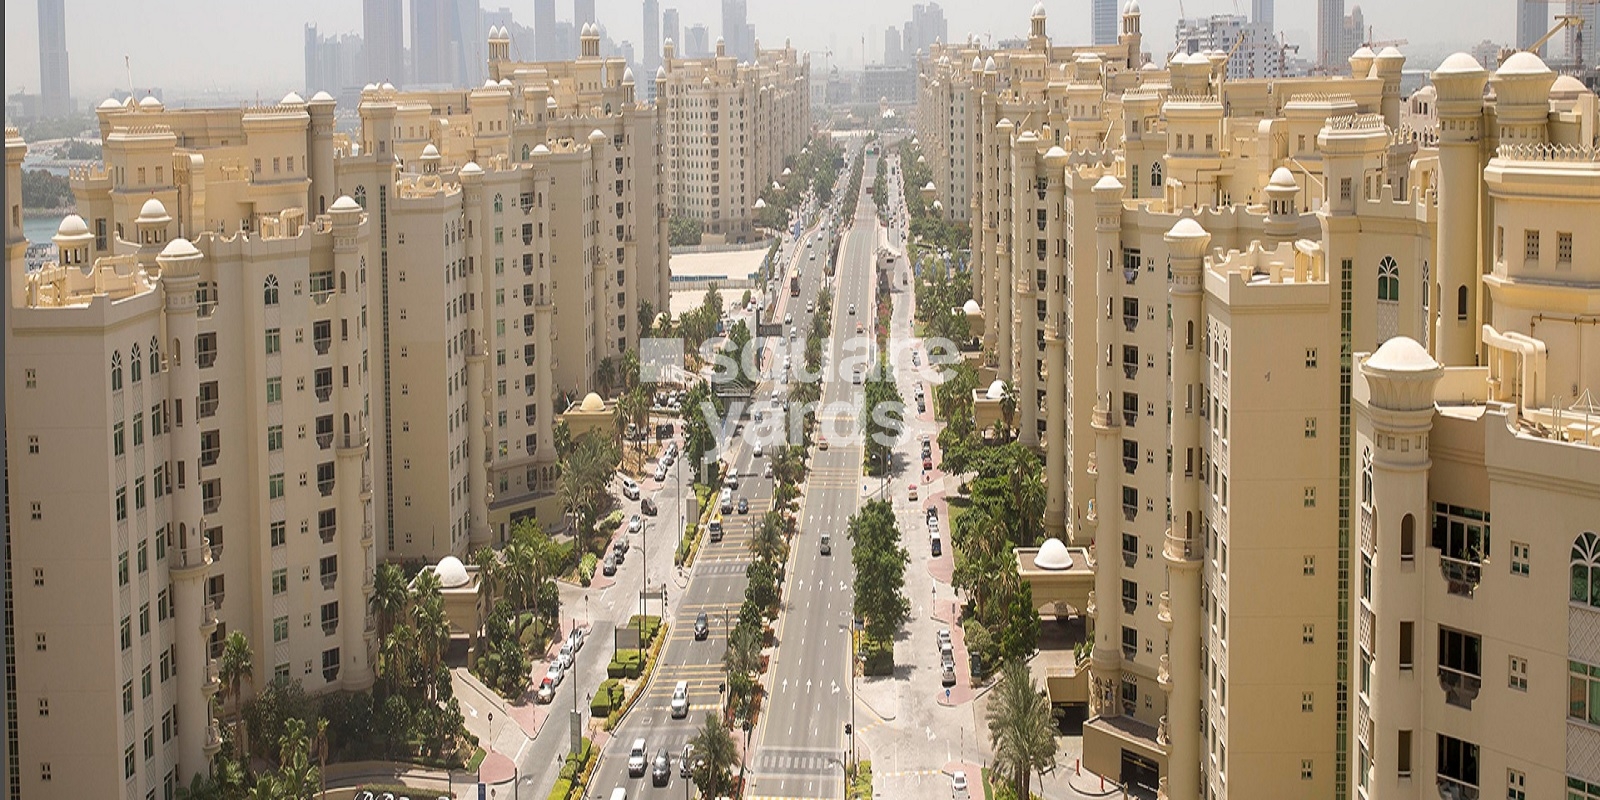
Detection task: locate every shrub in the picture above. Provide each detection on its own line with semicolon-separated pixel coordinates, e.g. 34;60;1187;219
860;633;894;676
606;650;643;679
579;553;598;586
590;680;624;716
625;615;662;642
546;778;572;800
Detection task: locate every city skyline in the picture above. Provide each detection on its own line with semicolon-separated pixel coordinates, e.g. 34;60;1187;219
4;0;1543;100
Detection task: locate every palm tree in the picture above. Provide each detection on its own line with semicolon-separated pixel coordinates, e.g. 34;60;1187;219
750;511;786;565
471;547;500;612
689;711;739;799
218;631;253;757
998;380;1018;434
637;300;656;337
370;563;409;644
595;355;617;398
985;659;1058;800
724;624;763;678
313;718;329;799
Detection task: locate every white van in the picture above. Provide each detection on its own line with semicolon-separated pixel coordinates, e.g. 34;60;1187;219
609;789;628;800
671;680;690;718
621;477;640;500
719;487;734;514
627;738;648;776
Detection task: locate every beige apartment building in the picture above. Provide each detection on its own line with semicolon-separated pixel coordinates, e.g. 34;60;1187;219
4;25;683;796
923;3;1600;799
657;35;810;241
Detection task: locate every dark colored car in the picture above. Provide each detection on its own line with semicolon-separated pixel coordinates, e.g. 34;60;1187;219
694;611;709;640
642;497;658;516
737;497;749;514
651;748;672;786
923;456;933;471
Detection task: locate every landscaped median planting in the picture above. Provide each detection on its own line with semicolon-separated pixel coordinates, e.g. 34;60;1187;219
596;614;668;731
545;736;595;800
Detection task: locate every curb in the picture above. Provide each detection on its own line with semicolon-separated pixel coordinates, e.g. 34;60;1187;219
855;688;897;723
578;622;669;798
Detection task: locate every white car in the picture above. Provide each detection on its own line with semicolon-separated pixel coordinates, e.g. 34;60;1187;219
670;681;690;719
627;739;649;777
629;514;642;533
544;662;565;687
952;770;969;796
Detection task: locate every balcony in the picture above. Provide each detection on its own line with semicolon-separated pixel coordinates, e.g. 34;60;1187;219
317;432;333;450
1440;556;1482;598
1123;411;1138;428
318;478;334;497
201;601;218;631
319;525;335;545
322;616;338;636
314;337;331;356
1157;654;1171;689
321;572;337;590
1124;315;1139;333
203;659;220;695
1122;597;1137;615
1123;363;1139;380
340;429;368;452
1436;776;1480;800
315;385;333;402
204;496;221;514
173;543;211;573
204;721;222;753
198;398;219;418
1164;534;1201;562
200;449;219;467
1123;457;1138;475
1123;504;1138;523
1438;667;1481;710
1123;550;1137;568
1124;268;1139;286
197;350;217;369
1121;642;1137;661
1158;592;1172;627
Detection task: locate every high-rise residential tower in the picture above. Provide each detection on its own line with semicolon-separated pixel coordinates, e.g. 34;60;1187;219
535;0;557;60
37;0;71;118
1516;0;1548;55
663;7;681;55
364;0;405;84
575;0;595;28
1092;0;1119;45
1253;0;1274;34
722;0;749;60
1568;0;1598;64
643;0;661;74
1318;0;1344;69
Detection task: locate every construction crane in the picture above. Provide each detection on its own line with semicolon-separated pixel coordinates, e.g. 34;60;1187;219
1364;28;1410;50
1520;0;1598;70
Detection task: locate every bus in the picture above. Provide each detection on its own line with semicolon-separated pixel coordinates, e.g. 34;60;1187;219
707;512;724;543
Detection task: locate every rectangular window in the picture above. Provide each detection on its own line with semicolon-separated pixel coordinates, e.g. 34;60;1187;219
1397;729;1412;778
123;681;133;713
132;414;144;446
1496;226;1505;260
268;473;285;500
272;568;287;595
270;521;286;547
114;422;125;456
1524;230;1540;263
265;328;281;355
266;377;282;403
1509;655;1528;691
116;487;127;520
1511;541;1529;576
1304;487;1317;508
1304;417;1318;438
1558;232;1574;264
1436;734;1479;792
268;425;284;451
121;616;132;650
1305;348;1317;368
119;552;130;585
126;745;136;778
1301;691;1314;712
1508;768;1527;800
1304;555;1316;576
1399;621;1414;669
273;616;289;643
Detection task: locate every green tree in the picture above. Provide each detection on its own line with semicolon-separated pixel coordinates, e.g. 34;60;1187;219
270;717;322;799
745;559;780;614
669;215;704;247
861;359;905;477
637;299;656;337
849;500;910;645
986;659;1058;800
595;355;617;398
689;712;740;798
724;620;763;678
749;510;786;565
218;631;254;757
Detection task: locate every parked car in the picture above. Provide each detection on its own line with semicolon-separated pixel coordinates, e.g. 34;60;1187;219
694;612;709;640
536;677;556;704
621;477;640;500
941;661;957;686
627;739;648;777
654;464;668;482
602;556;618;576
628;514;642;533
818;437;829;451
566;626;586;653
937;628;952;649
952;770;969;797
908;483;918;502
544;662;565;687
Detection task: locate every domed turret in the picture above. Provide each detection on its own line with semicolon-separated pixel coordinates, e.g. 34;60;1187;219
580;392;606;412
1035;538;1074;570
53;214;92;266
280;91;305;105
436;556;470;588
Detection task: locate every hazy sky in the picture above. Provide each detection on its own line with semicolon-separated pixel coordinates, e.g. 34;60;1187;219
4;0;1530;100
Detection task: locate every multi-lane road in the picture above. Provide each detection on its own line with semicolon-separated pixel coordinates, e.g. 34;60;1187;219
585;149;860;798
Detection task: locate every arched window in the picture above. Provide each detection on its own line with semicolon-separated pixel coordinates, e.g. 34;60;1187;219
1378;256;1400;302
1572;532;1600;607
1400;514;1416;560
1457;285;1469;320
110;352;123;391
149;337;160;374
1361;447;1373;508
130;344;142;383
263;275;280;306
494;193;504;213
354;185;367;209
1151;161;1163;188
1185;320;1195;350
522;144;531;160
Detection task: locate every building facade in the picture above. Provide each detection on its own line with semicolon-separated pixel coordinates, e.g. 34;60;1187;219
656;37;810;241
920;2;1600;797
363;0;405;85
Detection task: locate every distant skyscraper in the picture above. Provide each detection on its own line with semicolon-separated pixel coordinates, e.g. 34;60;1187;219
685;24;711;59
575;0;596;28
37;0;71;118
1515;0;1547;55
663;7;681;54
1317;0;1343;69
364;0;405;84
1091;0;1117;45
412;0;480;86
644;0;661;73
722;0;749;60
1253;0;1274;33
305;24;367;95
885;27;904;66
901;3;948;59
535;0;557;60
1568;0;1598;64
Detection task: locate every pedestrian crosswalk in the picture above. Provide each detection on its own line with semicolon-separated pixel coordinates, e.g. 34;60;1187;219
752;747;843;778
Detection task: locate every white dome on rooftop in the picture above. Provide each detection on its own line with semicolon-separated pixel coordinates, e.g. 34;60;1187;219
381;82;396;91
97;97;122;110
546;96;559;109
1351;45;1376;60
460;161;483;176
623;67;635;82
1167;217;1208;238
485;79;499;88
1035;538;1074;570
1031;1;1047;16
1377;46;1404;60
580;392;606;412
1268;167;1296;188
971;56;983;71
422;143;440;157
656;66;667;79
310;90;335;102
329;195;362;212
436;556;470;588
55;214;90;237
158;237;200;259
983;56;997;72
1435;52;1485;75
363;83;378;92
964;299;983;316
985;379;1007;400
1497;50;1551;76
281;91;305;105
1125;0;1141;12
1093;175;1123;192
139;95;162;108
532;144;551;155
1366;336;1438;373
138;198;169;221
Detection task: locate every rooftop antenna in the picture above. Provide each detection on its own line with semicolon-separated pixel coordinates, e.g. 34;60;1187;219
125;55;133;98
